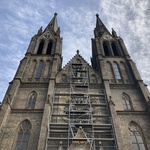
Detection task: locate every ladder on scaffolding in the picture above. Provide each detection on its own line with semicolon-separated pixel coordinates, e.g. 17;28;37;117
68;63;95;150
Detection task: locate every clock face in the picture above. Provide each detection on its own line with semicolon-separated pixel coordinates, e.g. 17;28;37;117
103;34;112;40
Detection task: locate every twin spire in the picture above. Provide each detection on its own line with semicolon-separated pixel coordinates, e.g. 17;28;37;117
37;13;117;38
44;12;59;33
37;12;60;36
95;13;118;37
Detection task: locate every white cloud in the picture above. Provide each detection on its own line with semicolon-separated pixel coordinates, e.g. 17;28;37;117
98;0;150;91
0;0;149;102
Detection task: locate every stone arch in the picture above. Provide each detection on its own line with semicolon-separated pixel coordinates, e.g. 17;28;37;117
27;91;37;109
111;42;119;56
122;93;132;110
128;121;147;150
14;120;31;150
37;40;45;54
112;61;122;81
35;60;44;79
46;40;53;54
103;41;111;56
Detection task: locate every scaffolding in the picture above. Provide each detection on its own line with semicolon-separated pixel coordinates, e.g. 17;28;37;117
46;62;117;150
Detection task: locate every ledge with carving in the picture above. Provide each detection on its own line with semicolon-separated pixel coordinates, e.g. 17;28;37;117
116;110;147;115
11;109;44;113
110;84;137;89
55;83;70;88
20;82;49;88
55;83;103;89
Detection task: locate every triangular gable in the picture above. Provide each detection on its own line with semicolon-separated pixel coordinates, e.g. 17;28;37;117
62;51;91;70
100;31;114;41
56;51;101;84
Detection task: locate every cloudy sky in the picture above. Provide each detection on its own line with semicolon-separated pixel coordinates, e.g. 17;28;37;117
0;0;150;102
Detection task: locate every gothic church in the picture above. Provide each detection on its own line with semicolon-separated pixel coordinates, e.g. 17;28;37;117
0;13;150;150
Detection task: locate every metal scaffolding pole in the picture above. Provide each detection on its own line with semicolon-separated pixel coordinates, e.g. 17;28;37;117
46;62;118;150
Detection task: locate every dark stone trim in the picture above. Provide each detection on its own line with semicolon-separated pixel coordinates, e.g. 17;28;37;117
110;84;136;89
20;83;49;88
116;110;147;115
11;109;44;113
55;83;103;89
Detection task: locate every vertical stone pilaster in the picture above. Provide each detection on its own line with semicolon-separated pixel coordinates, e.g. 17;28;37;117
37;103;51;150
108;99;124;150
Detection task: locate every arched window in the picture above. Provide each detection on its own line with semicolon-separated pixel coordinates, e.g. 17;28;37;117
61;74;67;82
122;94;132;110
113;62;122;80
103;42;110;56
111;43;119;56
46;41;53;54
36;60;44;78
37;40;44;54
14;120;31;150
129;122;146;150
27;91;37;109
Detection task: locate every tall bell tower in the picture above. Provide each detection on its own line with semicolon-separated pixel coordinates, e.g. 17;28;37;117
0;13;63;150
91;14;150;150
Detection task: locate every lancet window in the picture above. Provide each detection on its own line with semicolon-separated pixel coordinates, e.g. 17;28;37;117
27;91;37;109
129;122;146;150
113;62;122;80
37;40;44;54
36;60;44;79
14;120;31;150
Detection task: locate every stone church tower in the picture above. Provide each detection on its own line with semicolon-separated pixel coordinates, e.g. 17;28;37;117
0;13;150;150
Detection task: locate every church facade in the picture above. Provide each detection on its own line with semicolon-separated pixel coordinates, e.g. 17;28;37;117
0;13;150;150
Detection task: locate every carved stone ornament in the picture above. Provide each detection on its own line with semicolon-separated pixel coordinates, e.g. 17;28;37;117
43;32;50;39
103;34;112;40
128;122;139;132
108;96;115;106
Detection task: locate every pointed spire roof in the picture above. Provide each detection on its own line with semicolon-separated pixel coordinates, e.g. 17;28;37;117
44;12;59;33
95;14;111;37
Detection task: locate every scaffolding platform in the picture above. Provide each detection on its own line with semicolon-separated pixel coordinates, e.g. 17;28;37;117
46;63;117;150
